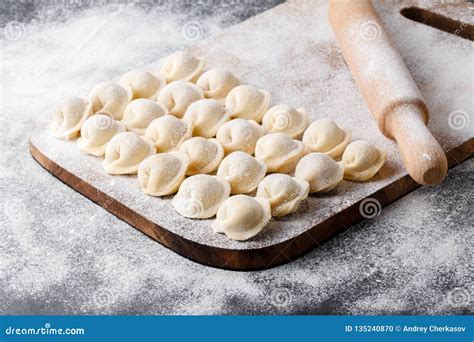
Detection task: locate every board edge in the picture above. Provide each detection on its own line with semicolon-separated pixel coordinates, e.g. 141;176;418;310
29;139;473;270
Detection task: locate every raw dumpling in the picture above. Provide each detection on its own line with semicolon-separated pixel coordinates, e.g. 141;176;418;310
88;82;131;120
217;151;267;194
196;68;239;99
172;174;230;219
103;132;155;175
183;99;230;138
78;114;125;156
257;174;309;217
216;119;264;155
342;140;387;181
211;195;271;241
262;104;308;138
225;85;270;122
302;118;351;159
160;51;205;83
50;96;92;140
119;69;165;100
145;115;192;152
295;152;344;193
157;81;204;118
255;133;304;173
179;137;224;175
138;152;189;196
121;99;168;135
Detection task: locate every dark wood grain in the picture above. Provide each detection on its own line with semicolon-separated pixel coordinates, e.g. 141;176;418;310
29;139;473;270
28;0;474;270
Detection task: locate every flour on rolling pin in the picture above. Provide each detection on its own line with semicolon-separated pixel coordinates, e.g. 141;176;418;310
25;0;473;268
345;21;427;127
329;0;449;186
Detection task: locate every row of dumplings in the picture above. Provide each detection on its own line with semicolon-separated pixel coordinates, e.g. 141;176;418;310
50;50;387;241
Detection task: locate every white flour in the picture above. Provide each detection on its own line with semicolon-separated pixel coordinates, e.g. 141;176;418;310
1;0;472;314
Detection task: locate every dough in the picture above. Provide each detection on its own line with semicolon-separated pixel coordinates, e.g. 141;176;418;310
160;50;205;83
179;137;224;175
216;119;263;155
302;118;351;159
50;96;92;140
295;152;344;193
216;151;267;194
78;114;125;156
103;132;155;175
157;80;204;118
342;140;387;181
144;115;192;153
119;69;165;100
88;82;131;120
262;104;308;138
255;133;304;173
172;174;230;219
121;99;168;135
183;99;230;138
211;195;271;241
257;174;309;216
225;85;270;122
196;68;238;99
138;152;189;196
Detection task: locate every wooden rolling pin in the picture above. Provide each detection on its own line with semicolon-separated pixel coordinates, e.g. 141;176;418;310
328;0;447;185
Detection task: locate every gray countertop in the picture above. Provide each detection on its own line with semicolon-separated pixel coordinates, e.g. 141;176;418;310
0;0;472;315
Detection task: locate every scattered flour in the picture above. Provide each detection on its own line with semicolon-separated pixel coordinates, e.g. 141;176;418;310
0;0;472;315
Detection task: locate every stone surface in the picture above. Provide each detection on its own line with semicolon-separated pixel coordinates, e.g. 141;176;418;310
0;0;472;315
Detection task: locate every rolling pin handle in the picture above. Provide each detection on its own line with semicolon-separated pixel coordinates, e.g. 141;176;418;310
386;104;448;185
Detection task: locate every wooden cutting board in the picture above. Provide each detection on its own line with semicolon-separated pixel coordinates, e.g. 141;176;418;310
30;0;473;270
